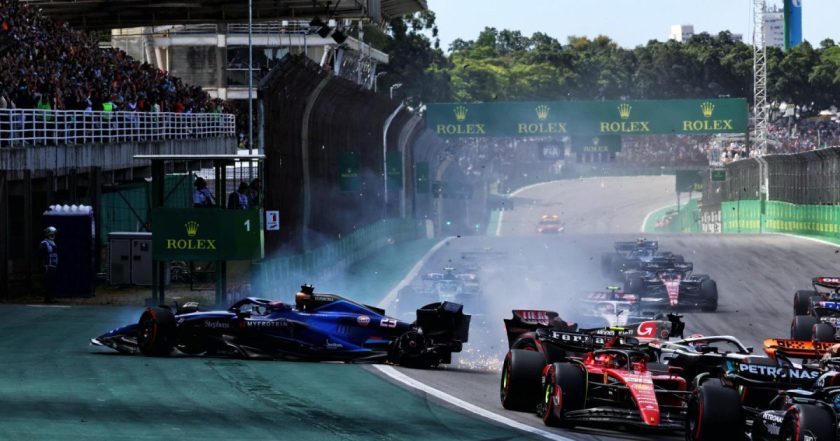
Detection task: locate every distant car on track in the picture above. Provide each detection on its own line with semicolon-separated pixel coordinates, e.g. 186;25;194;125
92;285;470;368
536;214;564;234
623;260;718;311
601;238;684;281
575;286;665;328
395;267;482;317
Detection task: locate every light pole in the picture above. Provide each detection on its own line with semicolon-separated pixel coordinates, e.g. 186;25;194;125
248;0;254;163
389;83;402;100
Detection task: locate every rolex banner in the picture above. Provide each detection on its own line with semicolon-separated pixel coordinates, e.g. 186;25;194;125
426;98;748;137
152;208;263;261
784;0;802;50
571;135;621;154
338;151;361;192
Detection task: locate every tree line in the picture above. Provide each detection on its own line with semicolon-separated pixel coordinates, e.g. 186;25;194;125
366;12;840;117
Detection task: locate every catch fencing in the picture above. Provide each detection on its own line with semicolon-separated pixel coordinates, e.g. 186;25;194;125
717;147;840;239
0;109;235;146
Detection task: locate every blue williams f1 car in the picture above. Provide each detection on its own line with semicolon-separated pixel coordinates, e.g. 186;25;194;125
92;285;470;368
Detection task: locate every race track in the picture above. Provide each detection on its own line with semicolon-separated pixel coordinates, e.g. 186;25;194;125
385;176;840;441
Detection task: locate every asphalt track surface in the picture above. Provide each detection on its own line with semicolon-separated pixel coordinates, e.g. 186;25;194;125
386;176;840;441
5;176;840;441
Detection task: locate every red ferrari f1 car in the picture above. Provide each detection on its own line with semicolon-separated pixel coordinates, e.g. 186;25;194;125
500;310;689;430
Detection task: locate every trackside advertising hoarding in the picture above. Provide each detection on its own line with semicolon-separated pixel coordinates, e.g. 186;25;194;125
426;98;748;137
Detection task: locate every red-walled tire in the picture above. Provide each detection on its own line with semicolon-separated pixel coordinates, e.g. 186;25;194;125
137;307;176;356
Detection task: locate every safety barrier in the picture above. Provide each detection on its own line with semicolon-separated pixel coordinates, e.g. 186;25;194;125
722;200;840;238
0;109;235;146
252;218;426;297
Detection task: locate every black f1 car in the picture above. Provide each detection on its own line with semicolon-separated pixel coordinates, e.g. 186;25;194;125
623;261;718;312
792;277;840;342
685;338;827;441
92;285;470;368
601;239;686;281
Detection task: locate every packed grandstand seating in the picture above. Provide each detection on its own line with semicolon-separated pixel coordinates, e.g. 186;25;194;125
0;0;241;135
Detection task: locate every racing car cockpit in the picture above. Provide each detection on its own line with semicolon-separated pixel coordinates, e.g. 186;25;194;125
589;349;649;372
229;297;291;316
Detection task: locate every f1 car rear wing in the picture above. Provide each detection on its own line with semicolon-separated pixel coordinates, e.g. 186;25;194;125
615;240;658;253
813;277;840;292
504;309;561;347
764;338;838;361
639;260;693;273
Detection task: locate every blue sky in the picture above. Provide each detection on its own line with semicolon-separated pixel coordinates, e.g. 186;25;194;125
426;0;837;51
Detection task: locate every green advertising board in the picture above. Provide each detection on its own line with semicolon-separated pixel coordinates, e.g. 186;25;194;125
152;208;264;261
711;168;726;182
571;135;622;153
676;170;704;192
426;98;748;137
338;152;361;192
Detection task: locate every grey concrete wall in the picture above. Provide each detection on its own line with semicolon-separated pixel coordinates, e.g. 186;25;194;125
0;137;236;180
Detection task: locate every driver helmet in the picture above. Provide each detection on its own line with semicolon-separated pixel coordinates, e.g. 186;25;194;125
687;334;708;351
44;226;57;238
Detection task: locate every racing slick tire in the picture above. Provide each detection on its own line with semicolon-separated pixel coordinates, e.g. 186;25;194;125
699;279;718;312
625;274;644;296
686;380;744;441
793;290;820;316
500;349;546;411
137;306;177;356
780;404;836;441
791;315;820;341
812;322;836;342
541;362;585;427
391;331;432;368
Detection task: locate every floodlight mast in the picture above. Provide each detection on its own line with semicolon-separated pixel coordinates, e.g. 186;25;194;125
753;0;769;156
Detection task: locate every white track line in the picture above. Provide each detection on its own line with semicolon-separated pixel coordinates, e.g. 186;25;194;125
772;232;840;248
26;304;71;308
639;203;675;233
373;232;574;440
373;365;574;441
497;180;564;237
377;236;455;309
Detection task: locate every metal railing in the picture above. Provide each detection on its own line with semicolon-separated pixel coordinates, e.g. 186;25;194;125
0;109;235;147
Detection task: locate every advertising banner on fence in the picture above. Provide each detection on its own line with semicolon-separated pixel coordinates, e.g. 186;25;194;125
426;98;748;137
571;135;621;153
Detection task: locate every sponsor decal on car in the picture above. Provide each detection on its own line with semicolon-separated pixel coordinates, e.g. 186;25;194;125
380;318;398;328
204;320;230;329
357;315;370;326
736;363;819;379
637;321;657;337
246;319;290;328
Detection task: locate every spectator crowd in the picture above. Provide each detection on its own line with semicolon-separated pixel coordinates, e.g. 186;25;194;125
0;0;240;135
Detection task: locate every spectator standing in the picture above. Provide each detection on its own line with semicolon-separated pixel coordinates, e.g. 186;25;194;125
227;182;249;209
247;178;261;208
193;177;215;208
38;226;58;303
